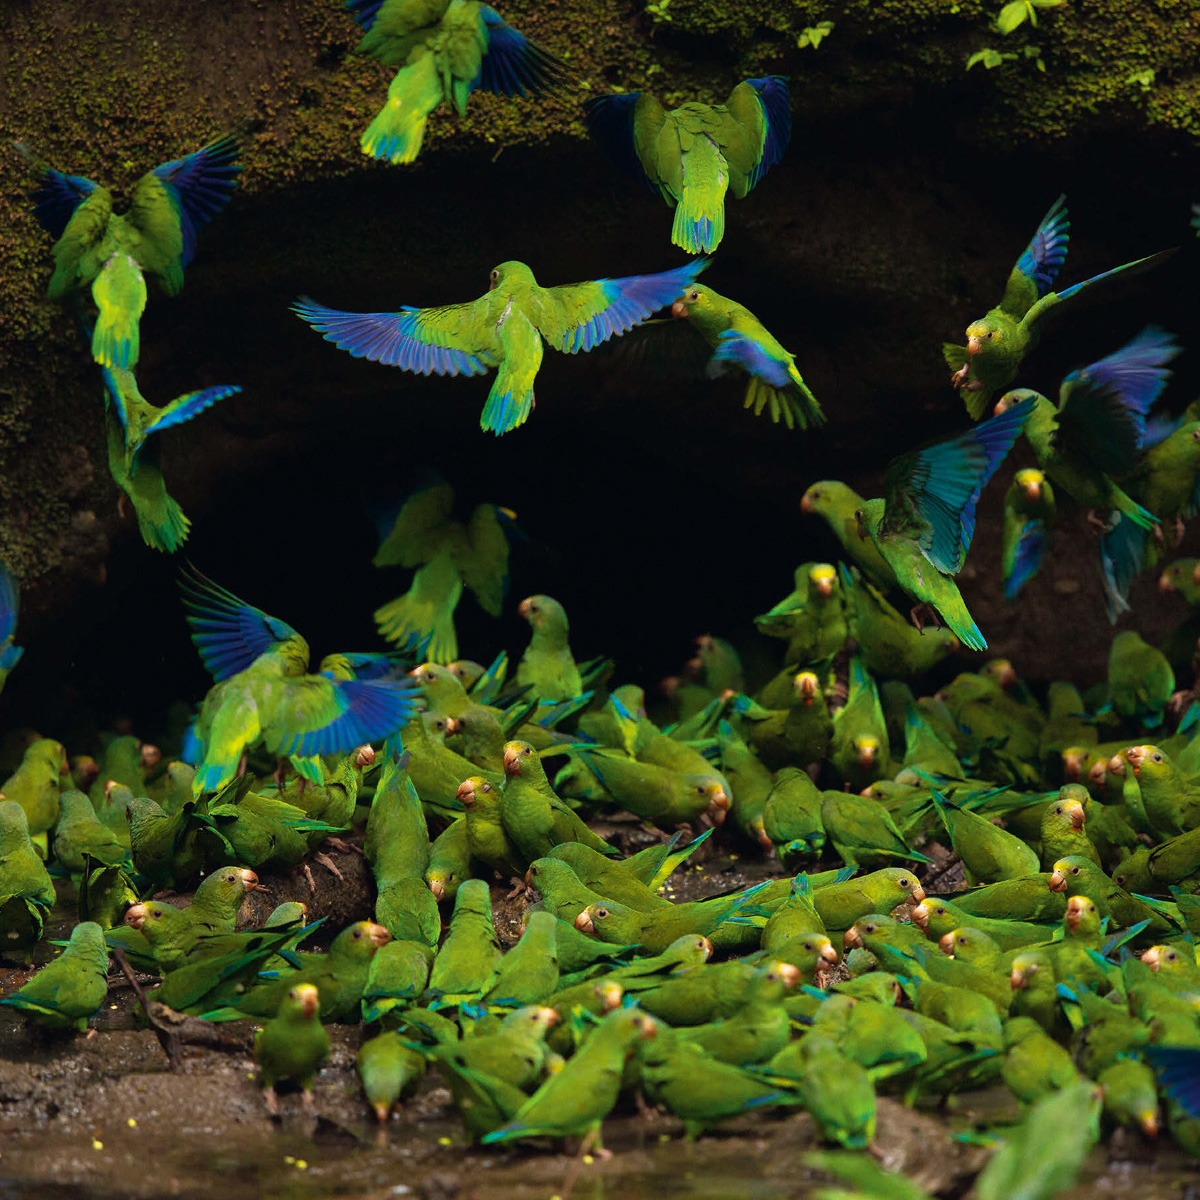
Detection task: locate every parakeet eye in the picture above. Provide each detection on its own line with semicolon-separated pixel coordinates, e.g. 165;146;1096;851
595;907;609;919
151;910;163;920
490;269;499;282
689;290;699;300
353;929;363;940
1115;875;1126;886
1053;806;1063;814
695;784;706;795
1153;754;1163;762
898;878;912;889
865;923;877;934
1070;866;1080;875
523;747;532;757
481;782;492;793
803;940;814;950
1167;951;1179;962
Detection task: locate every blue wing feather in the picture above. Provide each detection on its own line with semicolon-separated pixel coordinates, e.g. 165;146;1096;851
1015;194;1069;297
152;133;243;267
142;385;242;439
293;297;491;376
708;330;791;387
277;677;420;758
743;76;791;189
558;259;708;354
890;396;1035;573
1142;1045;1200;1118
178;564;302;681
327;651;408;680
1099;514;1147;622
474;8;565;97
344;0;385;30
1004;519;1046;601
0;562;20;653
99;365;130;430
28;164;99;240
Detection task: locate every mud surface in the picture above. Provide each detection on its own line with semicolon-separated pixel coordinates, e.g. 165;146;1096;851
2;838;1198;1200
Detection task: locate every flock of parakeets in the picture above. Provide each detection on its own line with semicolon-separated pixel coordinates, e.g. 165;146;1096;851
9;0;1200;1190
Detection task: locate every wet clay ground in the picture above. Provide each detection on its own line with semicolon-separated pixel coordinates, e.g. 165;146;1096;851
2;837;1199;1200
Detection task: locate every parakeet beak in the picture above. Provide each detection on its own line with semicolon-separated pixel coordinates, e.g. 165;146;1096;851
1106;754;1126;778
456;779;476;806
710;787;729;812
517;597;534;620
124;903;148;930
428;879;445;901
670;298;688;319
1086;762;1107;792
857;741;878;769
355;744;376;768
910;902;929;932
1141;1111;1160;1138
967;335;984;357
444;717;463;736
1066;802;1086;831
365;923;392;948
1023;479;1042;503
843;927;863;950
813;574;834;597
140;744;161;768
1124;745;1147;776
756;823;774;851
1159;571;1177;593
1049;869;1067;892
538;1006;561;1027
104;778;119;800
503;746;521;774
910;885;925;903
595;984;623;1012
1010;965;1028;990
800;492;815;514
938;932;956;956
818;940;838;966
659;675;681;697
1065;898;1085;931
237;868;261;890
795;673;819;704
1062;751;1084;781
636;1014;658;1040
992;661;1017;688
1141;946;1163;971
294;984;320;1018
574;909;596;936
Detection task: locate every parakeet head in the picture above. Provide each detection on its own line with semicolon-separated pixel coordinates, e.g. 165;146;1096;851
1009;952;1043;991
853;734;880;769
1061;747;1089;782
339;921;392;956
456;776;493;808
1087;759;1110;791
1064;895;1098;933
574;904;605;936
1048;856;1093;893
354;744;376;769
198;867;260;909
1140;944;1185;974
1048;794;1086;832
140;743;161;769
502;740;539;777
286;983;321;1020
685;776;729;823
669;285;712;319
981;658;1018;689
1159;560;1197;592
966;318;1004;358
593;981;624;1012
1124;744;1166;780
808;564;837;598
501;1005;561;1036
71;756;100;788
517;594;568;632
426;867;460;901
489;261;534;291
447;660;485;687
994;387;1038;415
793;672;821;705
800;480;862;517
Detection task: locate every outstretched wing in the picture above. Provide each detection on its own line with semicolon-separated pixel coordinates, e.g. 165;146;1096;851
456;504;512;616
532;259;708;354
373;481;458;568
1003;517;1047;601
178;564;303;681
1142;1046;1200;1119
1055;326;1179;477
719;76;791;193
266;675;420;758
18;145;100;239
146;133;243;269
882;397;1035;573
1012;194;1069;298
583;93;666;194
140;384;242;448
474;7;565;97
293;295;497;375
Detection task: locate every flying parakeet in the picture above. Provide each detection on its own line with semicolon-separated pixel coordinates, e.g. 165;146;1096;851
855;396;1035;650
294;258;708;435
944;194;1169;419
1002;468;1056;601
178;566;419;795
585;77;790;254
347;0;565;166
372;479;514;662
18;133;242;370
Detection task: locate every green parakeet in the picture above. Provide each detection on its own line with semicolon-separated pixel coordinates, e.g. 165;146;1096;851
358;1029;426;1125
179;566;418;795
254;982;330;1114
856;398;1035;650
348;0;565;165
801;483;896;589
0;799;57;958
797;1034;877;1149
944;193;1167;419
20;134;242;369
1002;468;1057;601
2;738;66;840
1000;1016;1081;1104
515;594;582;703
0;920;109;1030
295;258;708;436
425;878;501;1007
668;284;822;428
585;78;790;254
1108;633;1175;725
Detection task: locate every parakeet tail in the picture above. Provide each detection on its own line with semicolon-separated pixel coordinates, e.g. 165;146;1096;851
932;595;986;653
480;361;536;436
374;595;458;664
1110;485;1157;531
361;58;442;165
1100;513;1146;623
90;253;146;371
136;493;192;554
671;168;727;254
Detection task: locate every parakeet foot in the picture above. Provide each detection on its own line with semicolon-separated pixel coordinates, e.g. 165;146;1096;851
908;602;938;632
323;837;360;856
263;1086;279;1117
506;877;532;899
313;852;345;882
950;364;969;389
1086;510;1111;533
302;864;317;893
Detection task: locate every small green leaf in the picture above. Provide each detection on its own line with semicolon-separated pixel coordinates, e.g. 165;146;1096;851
967;46;1012;69
1125;68;1155;91
797;20;834;49
996;0;1030;34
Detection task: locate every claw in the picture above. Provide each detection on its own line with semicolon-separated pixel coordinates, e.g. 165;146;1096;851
313;851;344;882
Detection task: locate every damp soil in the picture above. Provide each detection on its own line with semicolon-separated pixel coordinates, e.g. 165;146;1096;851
2;832;1198;1200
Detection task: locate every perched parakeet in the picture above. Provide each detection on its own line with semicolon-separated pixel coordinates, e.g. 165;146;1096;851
179;566;418;794
358;1029;426;1125
254;982;330;1114
295;258;708;435
585;78;790;253
932;788;1039;883
944;194;1168;419
0;920;109;1030
2;738;66;840
0;562;24;696
347;0;565;165
372;480;513;662
19;133;242;369
1108;632;1174;726
855;397;1035;650
1002;468;1056;600
515;594;582;703
668;284;822;429
797;1034;877;1149
0;800;57;958
800;482;897;589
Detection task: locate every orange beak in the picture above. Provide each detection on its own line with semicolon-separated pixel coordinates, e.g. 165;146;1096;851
800;493;815;514
237;868;260;890
1066;803;1086;831
843;927;863;950
455;779;476;805
574;909;596;936
776;963;801;988
670;299;687;319
503;746;521;774
938;932;956;956
355;744;376;767
140;744;161;768
1141;946;1162;971
967;335;983;357
517;597;533;620
1010;965;1027;990
1159;572;1177;593
124;903;148;930
910;903;929;932
365;923;392;948
813;575;834;598
1049;869;1067;892
818;941;838;966
428;879;445;901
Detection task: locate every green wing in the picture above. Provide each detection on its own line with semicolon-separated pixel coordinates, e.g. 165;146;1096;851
46;189;113;298
373;481;458;567
456;505;511;616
